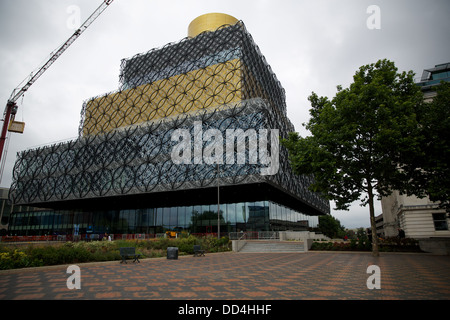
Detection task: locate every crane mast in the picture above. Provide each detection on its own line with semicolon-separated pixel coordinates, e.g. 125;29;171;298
0;0;114;177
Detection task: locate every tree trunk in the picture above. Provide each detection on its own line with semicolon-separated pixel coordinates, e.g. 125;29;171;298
367;183;380;257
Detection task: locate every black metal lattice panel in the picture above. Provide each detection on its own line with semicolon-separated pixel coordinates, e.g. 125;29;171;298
9;21;329;215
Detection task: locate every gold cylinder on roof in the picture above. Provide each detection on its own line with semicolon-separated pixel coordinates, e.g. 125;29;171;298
188;13;238;38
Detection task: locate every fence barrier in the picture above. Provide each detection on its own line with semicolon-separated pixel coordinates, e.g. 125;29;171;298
1;232;289;243
0;232;226;243
228;231;279;240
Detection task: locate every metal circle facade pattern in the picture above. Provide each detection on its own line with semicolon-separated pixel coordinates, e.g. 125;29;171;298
9;21;330;215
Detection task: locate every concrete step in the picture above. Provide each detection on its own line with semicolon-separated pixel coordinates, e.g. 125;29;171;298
238;240;305;253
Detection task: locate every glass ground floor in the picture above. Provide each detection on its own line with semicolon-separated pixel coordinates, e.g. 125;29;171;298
7;200;319;236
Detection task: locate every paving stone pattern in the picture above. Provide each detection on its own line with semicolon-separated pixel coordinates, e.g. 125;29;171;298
0;252;449;300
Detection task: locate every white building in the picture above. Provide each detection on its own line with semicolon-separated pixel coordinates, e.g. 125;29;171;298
381;191;449;239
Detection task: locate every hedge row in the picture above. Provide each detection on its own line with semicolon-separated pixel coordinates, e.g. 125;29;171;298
310;238;422;252
0;235;230;270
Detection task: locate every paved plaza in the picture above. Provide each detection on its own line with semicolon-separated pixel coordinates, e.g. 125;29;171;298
1;251;449;300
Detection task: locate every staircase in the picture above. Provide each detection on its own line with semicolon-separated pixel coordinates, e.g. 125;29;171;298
236;240;306;253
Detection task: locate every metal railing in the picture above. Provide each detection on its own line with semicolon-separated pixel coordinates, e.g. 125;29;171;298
0;233;158;242
1;231;282;243
228;231;279;240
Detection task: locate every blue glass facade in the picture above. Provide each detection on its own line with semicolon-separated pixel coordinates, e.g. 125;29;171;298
8;200;317;236
417;62;450;90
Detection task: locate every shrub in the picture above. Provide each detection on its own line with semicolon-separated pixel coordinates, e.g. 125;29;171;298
349;239;358;250
311;242;333;250
0;234;231;270
0;249;43;270
331;242;349;251
311;240;370;251
176;235;198;254
378;237;421;252
26;246;61;266
204;236;230;252
115;235;231;255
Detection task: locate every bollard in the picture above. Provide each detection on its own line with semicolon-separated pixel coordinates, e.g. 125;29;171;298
167;247;179;260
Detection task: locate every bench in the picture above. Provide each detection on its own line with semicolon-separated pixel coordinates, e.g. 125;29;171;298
193;245;205;257
119;247;141;263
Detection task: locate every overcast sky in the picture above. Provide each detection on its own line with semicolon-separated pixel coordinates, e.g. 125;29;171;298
0;0;449;229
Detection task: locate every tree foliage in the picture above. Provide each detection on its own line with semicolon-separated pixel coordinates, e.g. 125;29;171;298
281;59;424;256
413;82;450;211
318;215;345;239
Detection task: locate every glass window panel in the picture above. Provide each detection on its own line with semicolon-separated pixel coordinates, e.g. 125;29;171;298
57;212;64;229
209;205;216;227
147;208;155;227
37;212;43;230
236;202;245;223
433;213;448;231
156;208;163;227
265;201;270;230
246;202;255;230
208;203;225;230
41;212;48;229
68;212;75;229
199;205;211;231
126;210;134;233
254;201;267;230
105;210;115;233
29;212;38;229
117;210;125;233
218;203;226;226
268;201;274;220
20;213;26;227
80;212;89;229
185;206;193;230
312;216;318;228
169;207;178;228
51;212;58;230
136;209;144;232
3;201;13;220
129;209;137;233
54;213;62;228
8;213;16;230
191;205;201;232
236;202;246;231
12;213;20;227
177;206;186;230
226;203;236;224
66;212;73;229
163;208;170;227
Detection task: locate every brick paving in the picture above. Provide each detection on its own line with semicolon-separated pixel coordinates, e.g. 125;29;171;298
0;251;450;300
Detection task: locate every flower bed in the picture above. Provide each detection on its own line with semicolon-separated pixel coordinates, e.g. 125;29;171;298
0;235;230;270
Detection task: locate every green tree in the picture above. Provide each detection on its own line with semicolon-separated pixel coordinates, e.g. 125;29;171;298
318;215;345;239
413;82;450;212
281;59;423;256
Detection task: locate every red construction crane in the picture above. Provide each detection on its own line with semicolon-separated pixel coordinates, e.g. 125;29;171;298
0;0;114;178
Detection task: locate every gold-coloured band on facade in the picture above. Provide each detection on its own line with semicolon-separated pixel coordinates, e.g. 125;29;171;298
82;59;244;135
188;13;238;38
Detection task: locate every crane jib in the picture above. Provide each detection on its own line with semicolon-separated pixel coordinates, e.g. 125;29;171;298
1;0;114;172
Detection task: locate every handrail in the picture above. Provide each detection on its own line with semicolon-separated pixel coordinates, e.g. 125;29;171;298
228;231;280;240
